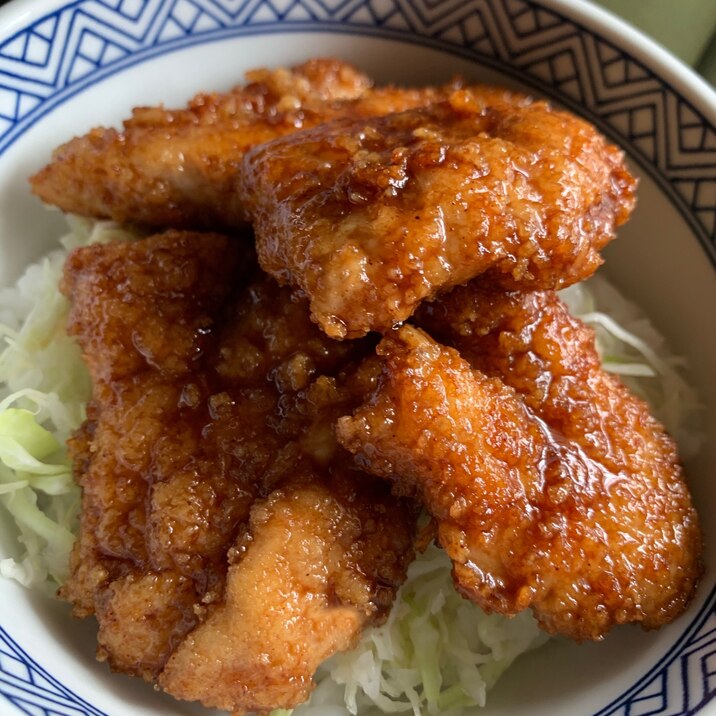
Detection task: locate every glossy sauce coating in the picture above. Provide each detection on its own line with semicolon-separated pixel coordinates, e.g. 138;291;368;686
416;283;678;470
33;57;702;713
30;59;470;230
242;93;636;338
61;231;415;713
337;325;701;640
159;469;409;713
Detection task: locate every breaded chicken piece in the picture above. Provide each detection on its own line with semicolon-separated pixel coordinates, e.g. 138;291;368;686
241;93;636;338
337;325;701;640
61;231;415;711
30;58;467;230
61;231;256;675
415;284;678;460
160;467;410;714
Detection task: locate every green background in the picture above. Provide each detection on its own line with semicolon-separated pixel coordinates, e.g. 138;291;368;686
596;0;716;85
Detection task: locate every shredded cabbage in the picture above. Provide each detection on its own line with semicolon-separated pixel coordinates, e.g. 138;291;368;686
0;218;702;714
295;546;548;716
0;217;138;593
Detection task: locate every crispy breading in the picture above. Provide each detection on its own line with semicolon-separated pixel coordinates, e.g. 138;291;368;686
241;93;636;338
37;56;700;711
60;231;254;676
160;467;410;714
60;231;415;711
30;59;468;230
415;284;672;461
337;324;701;640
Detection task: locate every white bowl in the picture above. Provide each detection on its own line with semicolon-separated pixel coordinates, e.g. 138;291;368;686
0;0;714;714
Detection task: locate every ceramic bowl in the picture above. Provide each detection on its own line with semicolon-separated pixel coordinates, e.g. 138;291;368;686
0;0;714;714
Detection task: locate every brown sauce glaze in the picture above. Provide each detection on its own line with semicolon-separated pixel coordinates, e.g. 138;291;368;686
60;230;415;711
242;93;636;338
337;325;701;641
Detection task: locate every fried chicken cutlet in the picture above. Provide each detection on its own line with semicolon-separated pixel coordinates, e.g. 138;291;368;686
337;319;701;641
30;59;491;230
241;92;637;338
61;230;415;713
31;59;367;229
159;467;410;713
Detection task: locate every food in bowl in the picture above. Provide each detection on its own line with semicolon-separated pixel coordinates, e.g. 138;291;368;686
0;57;703;715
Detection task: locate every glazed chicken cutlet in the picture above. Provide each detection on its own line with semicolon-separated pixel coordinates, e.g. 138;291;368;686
30;58;520;231
337;293;702;640
241;93;636;338
61;231;415;713
21;56;702;716
31;58;371;229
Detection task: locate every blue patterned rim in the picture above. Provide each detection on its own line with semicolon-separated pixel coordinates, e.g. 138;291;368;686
0;1;714;715
0;627;106;716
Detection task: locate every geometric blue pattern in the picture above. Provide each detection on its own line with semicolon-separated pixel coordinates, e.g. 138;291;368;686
594;586;716;715
0;0;715;714
0;627;106;715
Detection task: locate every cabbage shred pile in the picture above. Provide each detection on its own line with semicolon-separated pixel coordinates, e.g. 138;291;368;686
0;219;701;714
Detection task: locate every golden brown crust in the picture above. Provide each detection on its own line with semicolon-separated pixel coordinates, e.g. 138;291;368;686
30;59;371;228
337;324;701;640
415;284;683;473
29;59;462;230
159;468;411;713
242;92;636;338
60;231;251;675
61;231;415;711
35;56;700;710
